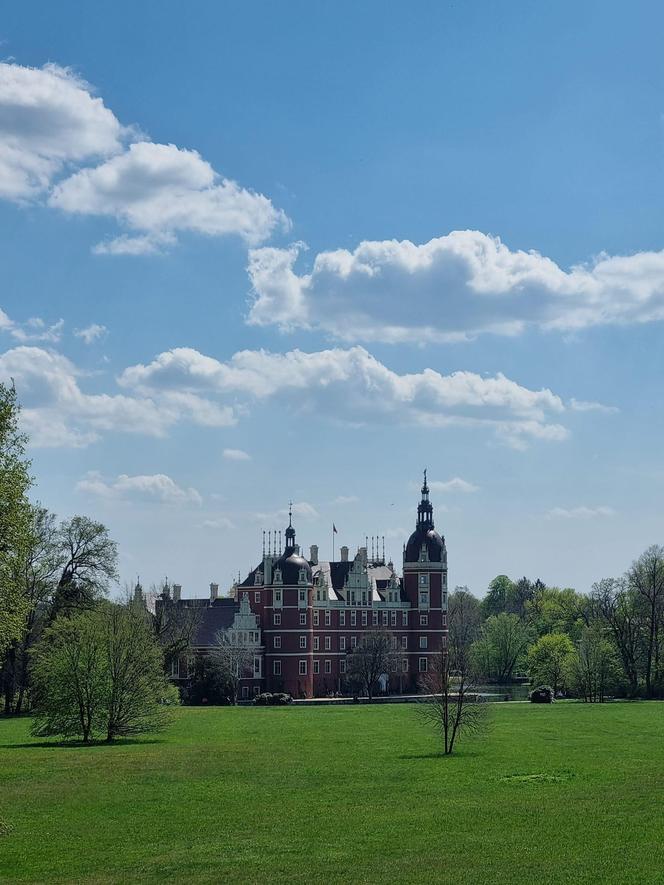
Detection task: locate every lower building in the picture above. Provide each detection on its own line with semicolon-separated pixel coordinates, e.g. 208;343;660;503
165;473;448;700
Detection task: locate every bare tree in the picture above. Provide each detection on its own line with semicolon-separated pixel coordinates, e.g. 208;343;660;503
50;516;118;619
209;631;254;704
628;546;664;697
591;577;642;697
345;630;400;701
147;581;201;674
418;598;487;755
567;625;620;703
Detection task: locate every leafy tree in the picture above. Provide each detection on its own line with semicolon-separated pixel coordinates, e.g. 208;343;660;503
419;592;487;755
628;546;664;697
528;585;589;641
566;625;620;703
0;382;32;659
50;516;118;619
506;577;539;620
345;630;399;701
471;613;532;682
527;633;575;695
591;577;642;697
481;575;513;619
209;631;255;704
31;602;175;742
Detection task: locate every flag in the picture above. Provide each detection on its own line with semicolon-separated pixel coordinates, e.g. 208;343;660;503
333;523;338;534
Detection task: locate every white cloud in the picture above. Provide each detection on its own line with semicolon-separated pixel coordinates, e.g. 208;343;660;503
333;495;359;505
0;308;64;343
546;506;615;520
247;233;664;343
119;344;569;448
0;62;123;200
569;398;619;414
429;477;479;493
50;141;288;250
0;345;234;447
74;323;107;344
77;470;202;505
223;448;251;461
202;516;235;530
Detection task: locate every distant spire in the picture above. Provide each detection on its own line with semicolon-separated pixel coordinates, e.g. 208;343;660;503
417;471;434;529
285;502;296;550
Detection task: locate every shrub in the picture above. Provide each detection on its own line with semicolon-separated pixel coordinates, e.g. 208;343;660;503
529;685;554;703
254;692;292;706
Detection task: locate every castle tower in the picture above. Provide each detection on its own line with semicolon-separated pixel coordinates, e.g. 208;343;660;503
402;471;448;687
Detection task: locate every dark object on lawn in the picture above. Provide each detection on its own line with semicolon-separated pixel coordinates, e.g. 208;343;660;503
254;692;292;706
530;686;554;703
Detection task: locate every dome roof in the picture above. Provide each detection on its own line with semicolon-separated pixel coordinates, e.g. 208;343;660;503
405;526;445;563
274;550;312;585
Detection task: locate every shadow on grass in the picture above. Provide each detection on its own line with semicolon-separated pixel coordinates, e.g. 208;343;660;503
3;737;166;750
399;749;484;760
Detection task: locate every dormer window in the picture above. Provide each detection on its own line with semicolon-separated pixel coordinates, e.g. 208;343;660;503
254;570;263;585
299;568;307;584
274;568;282;585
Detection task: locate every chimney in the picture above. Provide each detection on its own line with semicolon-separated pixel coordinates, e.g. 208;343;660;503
210;582;219;601
340;545;349;562
172;584;181;602
310;544;319;565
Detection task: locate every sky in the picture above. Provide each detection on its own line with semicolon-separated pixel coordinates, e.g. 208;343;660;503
1;0;664;598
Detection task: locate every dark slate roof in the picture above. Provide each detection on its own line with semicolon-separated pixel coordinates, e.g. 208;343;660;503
274;549;312;585
193;598;238;647
404;526;445;563
328;561;353;592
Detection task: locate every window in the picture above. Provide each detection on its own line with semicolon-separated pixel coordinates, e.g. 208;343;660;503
382;612;388;626
242;686;249;699
340;659;347;674
299;568;307;584
313;660;320;675
299;660;307;676
443;591;447;605
419;590;429;606
442;612;447;626
300;612;307;626
325;660;332;674
274;636;281;649
273;612;281;626
420;613;428;626
273;660;281;676
313;610;320;626
391;635;397;649
313;636;319;651
255;571;263;586
402;658;408;673
325;610;331;626
351;636;357;649
361;611;367;626
253;685;260;696
254;591;261;602
299;635;307;649
419;636;428;650
372;611;378;626
390;611;397;627
299;589;306;603
340;636;346;651
419;657;428;672
340;612;346;626
275;589;282;603
274;570;282;585
324;636;331;650
170;658;180;678
351;611;357;626
419;574;428;586
402;611;408;626
401;635;407;649
253;657;261;676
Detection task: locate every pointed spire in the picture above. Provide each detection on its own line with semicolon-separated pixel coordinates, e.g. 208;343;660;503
417;470;434;529
284;501;296;550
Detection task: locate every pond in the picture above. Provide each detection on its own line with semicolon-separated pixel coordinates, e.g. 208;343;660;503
473;682;531;701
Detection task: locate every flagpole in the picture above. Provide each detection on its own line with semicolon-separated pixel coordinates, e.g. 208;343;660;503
332;524;335;563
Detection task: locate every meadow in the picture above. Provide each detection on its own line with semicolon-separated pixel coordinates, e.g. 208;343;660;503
1;702;664;884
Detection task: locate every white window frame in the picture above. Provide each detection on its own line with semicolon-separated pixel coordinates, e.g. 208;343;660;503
324;660;332;674
273;660;281;676
419;636;428;650
313;660;320;675
313;636;320;651
274;636;281;649
299;635;307;649
419;657;428;672
299;612;307;626
299;660;307;676
324;636;331;651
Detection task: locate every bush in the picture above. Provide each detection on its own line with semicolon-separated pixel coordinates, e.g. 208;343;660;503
254;692;292;706
529;685;554;703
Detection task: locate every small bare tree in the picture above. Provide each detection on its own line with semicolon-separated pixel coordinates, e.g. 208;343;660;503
209;631;254;704
147;581;201;675
345;630;399;701
418;590;487;755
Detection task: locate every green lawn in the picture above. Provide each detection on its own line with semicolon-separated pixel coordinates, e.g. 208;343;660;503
1;702;664;884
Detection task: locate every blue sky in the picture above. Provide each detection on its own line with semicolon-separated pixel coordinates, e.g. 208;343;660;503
1;1;664;596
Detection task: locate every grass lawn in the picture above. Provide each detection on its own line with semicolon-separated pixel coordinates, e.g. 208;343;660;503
1;702;664;883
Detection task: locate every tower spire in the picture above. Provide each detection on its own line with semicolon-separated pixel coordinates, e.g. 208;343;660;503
417;469;434;529
284;501;296;550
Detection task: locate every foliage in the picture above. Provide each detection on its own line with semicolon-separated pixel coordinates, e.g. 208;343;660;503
471;612;533;682
566;625;621;703
527;633;575;695
481;575;514;619
149;581;201;673
49;516;118;619
209;631;254;705
30;601;175;742
529;685;554;703
0;382;32;659
345;630;400;701
627;545;664;697
254;692;292;706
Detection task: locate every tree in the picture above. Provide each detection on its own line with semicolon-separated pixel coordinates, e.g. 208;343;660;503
471;613;532;682
150;581;201;674
345;630;399;701
566;625;620;703
209;632;254;704
50;516;118;619
527;633;575;696
591;577;642;697
481;575;513;619
30;602;175;743
506;577;538;620
628;546;664;697
2;505;63;714
528;585;589;642
0;382;32;659
418;593;487;755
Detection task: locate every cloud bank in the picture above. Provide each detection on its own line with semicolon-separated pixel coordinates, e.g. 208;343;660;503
77;471;202;505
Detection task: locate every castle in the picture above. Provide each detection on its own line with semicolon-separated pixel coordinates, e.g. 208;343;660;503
166;473;448;700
